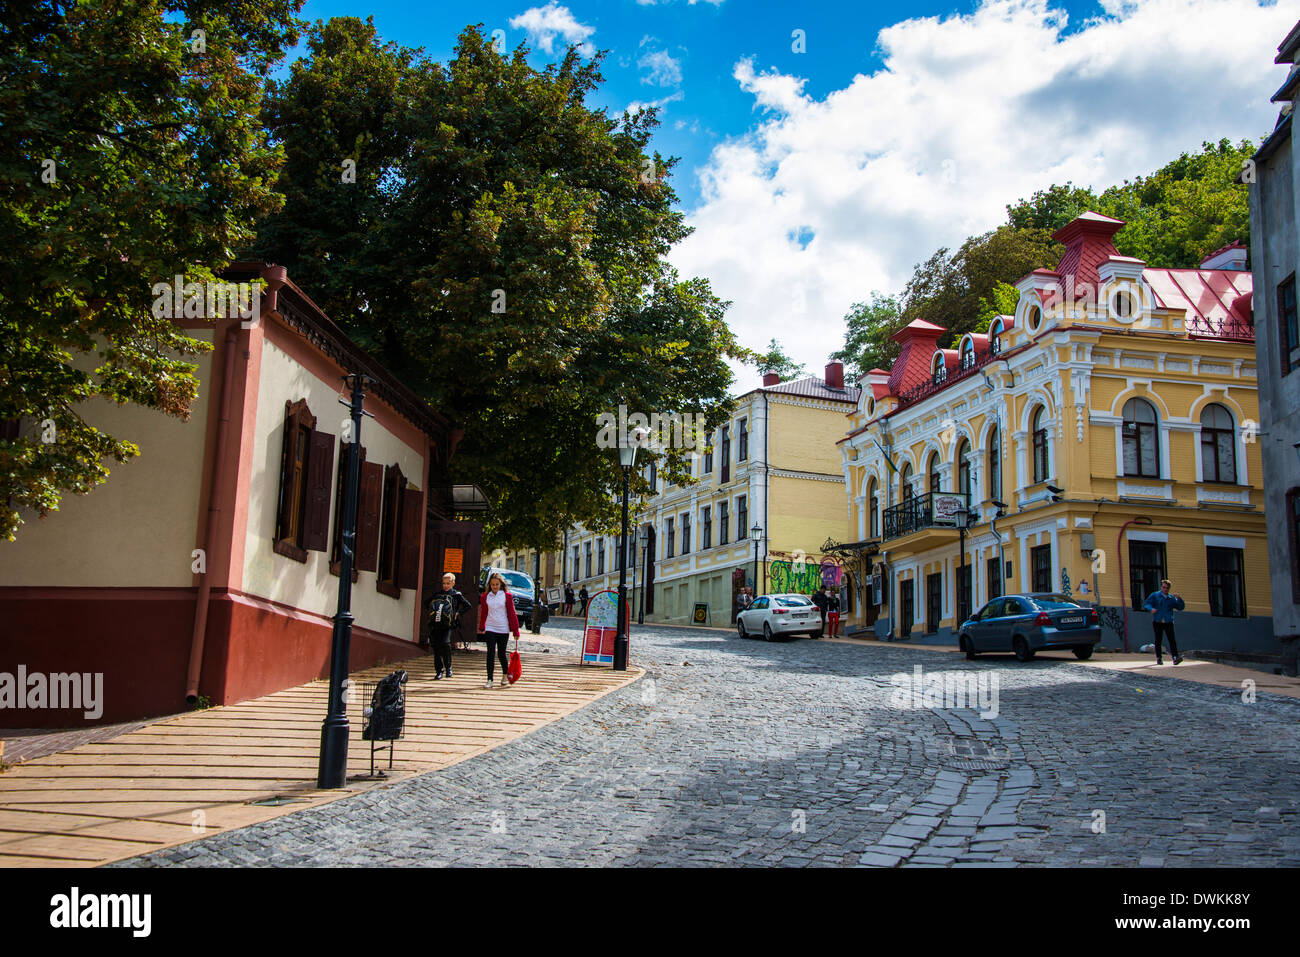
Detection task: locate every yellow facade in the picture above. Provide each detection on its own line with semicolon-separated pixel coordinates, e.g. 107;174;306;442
840;217;1272;652
555;371;859;626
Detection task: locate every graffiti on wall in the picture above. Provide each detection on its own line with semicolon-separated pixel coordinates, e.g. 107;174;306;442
769;558;842;595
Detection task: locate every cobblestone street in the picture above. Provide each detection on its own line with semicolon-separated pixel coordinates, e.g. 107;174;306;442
120;620;1300;867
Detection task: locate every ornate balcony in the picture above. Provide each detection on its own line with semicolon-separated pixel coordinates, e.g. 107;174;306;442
882;491;972;540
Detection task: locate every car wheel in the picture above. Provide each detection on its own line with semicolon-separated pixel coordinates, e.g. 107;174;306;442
1073;644;1095;661
763;622;774;642
962;635;978;660
1013;635;1035;662
736;620;747;639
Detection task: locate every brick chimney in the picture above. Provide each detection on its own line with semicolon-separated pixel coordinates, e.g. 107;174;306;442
762;372;780;387
824;361;844;390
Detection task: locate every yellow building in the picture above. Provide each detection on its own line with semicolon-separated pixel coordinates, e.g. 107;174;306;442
561;365;860;626
839;213;1272;652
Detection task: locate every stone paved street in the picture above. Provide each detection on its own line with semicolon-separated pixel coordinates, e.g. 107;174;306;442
119;620;1300;867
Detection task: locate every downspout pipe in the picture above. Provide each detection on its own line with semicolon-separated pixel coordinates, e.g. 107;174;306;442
186;325;241;704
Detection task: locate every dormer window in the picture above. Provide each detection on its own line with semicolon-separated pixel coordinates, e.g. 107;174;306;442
989;319;1004;355
932;352;947;385
959;336;976;371
1027;305;1043;334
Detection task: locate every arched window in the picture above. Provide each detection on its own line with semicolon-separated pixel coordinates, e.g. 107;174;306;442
988;425;1002;500
1122;398;1159;478
1031;407;1049;483
989;319;1004;356
901;463;914;501
959;337;976;371
1200;403;1236;484
868;478;879;539
957;439;971;499
932;352;947;385
928;452;941;495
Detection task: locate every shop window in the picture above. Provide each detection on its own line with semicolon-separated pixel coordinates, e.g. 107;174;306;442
1128;540;1166;611
1030;544;1052;593
1206;546;1246;618
987;556;1002;600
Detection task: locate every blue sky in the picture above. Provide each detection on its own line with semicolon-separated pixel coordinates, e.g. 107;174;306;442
290;0;1293;384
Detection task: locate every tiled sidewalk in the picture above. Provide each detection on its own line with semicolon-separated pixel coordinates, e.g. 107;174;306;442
0;648;640;867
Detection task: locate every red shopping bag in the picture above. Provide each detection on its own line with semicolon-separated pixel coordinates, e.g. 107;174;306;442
507;635;522;684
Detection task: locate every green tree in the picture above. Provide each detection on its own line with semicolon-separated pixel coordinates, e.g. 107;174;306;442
253;21;742;550
974;281;1020;334
755;339;805;381
0;0;301;540
900;226;1060;344
830;292;904;380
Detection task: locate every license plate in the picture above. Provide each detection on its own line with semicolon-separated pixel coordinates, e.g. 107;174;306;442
793;612;809;618
1060;616;1084;625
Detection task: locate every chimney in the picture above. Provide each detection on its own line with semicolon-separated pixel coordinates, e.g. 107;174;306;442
1200;242;1248;271
762;372;780;387
824;361;844;390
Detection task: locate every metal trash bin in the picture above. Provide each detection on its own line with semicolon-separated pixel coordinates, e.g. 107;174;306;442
360;670;407;777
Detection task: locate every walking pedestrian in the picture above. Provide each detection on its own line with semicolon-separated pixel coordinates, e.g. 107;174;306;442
826;588;841;638
428;572;472;680
1143;579;1185;665
578;585;590;616
477;571;521;688
564;583;575;616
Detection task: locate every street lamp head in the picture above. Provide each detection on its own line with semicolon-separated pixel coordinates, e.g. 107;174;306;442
618;427;649;469
638;525;649;546
750;522;762;542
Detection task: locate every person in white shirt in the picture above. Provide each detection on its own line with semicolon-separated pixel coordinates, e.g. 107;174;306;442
476;572;520;688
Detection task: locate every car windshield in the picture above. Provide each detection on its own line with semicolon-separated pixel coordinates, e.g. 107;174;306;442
492;571;532;592
1032;595;1085;609
776;596;812;606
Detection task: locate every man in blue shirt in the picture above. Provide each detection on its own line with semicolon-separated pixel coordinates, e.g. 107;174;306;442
1143;579;1185;665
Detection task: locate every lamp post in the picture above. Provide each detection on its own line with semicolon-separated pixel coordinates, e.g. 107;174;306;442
954;502;975;623
750;522;763;597
317;372;372;789
614;428;644;671
637;525;649;625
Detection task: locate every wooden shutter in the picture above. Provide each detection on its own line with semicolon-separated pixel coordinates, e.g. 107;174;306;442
303;429;335;551
355;461;383;571
396;487;424;590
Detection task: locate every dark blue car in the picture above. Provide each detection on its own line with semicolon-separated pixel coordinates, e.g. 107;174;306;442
958;593;1101;662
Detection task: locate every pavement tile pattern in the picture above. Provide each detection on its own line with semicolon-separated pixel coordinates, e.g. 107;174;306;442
118;621;1300;867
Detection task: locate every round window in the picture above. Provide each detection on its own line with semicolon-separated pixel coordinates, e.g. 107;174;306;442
1027;305;1043;333
866;396;875;417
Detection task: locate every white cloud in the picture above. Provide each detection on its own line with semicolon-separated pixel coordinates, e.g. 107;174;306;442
639;48;683;87
509;2;595;56
671;0;1292;389
625;90;685;115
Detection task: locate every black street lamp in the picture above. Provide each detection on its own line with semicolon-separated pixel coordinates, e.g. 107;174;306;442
317;372;372;789
637;524;649;625
750;521;763;596
614;427;645;670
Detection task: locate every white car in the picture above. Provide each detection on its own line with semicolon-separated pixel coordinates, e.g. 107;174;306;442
736;593;821;641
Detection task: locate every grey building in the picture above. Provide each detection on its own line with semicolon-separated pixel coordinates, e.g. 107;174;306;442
1245;19;1300;673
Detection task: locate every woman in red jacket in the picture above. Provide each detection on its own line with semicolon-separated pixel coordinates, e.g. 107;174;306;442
477;572;520;688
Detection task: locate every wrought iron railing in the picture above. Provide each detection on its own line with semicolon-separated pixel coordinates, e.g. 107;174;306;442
1185;315;1254;340
882;490;970;540
895;350;995;408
